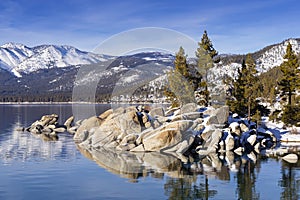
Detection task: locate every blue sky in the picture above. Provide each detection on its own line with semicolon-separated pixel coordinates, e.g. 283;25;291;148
0;0;299;55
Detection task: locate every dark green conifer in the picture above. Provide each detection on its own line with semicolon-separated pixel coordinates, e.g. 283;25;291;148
278;42;300;105
227;54;261;118
244;54;260;119
278;42;300;125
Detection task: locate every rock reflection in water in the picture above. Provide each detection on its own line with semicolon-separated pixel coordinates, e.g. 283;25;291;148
279;160;300;200
76;145;182;181
78;145;300;199
77;144;255;181
0;122;78;164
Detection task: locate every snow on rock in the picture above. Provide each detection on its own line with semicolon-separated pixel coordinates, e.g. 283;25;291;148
281;133;300;143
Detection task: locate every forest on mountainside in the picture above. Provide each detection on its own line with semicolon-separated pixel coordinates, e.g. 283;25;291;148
164;31;300;126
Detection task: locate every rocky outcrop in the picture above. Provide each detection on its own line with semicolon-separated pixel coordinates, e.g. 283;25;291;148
76;105;197;154
74;104;232;156
73;103;284;160
17;114;71;141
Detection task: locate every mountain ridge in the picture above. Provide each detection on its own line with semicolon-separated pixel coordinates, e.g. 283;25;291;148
0;42;110;76
1;38;300;102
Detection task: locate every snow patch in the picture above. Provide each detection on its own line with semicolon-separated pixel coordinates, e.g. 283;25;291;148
11;69;22;77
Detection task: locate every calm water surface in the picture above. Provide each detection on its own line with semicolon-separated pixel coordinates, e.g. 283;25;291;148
0;104;299;200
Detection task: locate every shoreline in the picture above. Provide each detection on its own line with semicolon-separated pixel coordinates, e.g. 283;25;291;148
1;102;298;133
0;101;171;105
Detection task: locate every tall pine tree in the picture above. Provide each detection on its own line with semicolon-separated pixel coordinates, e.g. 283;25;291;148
278;42;300;125
278;42;300;106
197;30;218;59
228;60;247;115
196;30;218;103
244;54;260;119
164;47;195;107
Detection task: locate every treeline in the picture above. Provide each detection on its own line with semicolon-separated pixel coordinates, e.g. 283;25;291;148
227;42;300;126
0;92;72;102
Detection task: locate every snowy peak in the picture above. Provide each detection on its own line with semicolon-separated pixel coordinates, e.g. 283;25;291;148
0;43;109;75
1;42;30;50
0;43;34;70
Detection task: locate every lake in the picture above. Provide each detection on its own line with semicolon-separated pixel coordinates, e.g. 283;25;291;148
0;104;299;200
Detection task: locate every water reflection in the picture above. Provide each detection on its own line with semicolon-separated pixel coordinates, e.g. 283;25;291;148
0;122;78;164
279;161;300;200
164;176;217;200
1;104;300;199
236;158;260;200
77;145;182;181
77;144;300;200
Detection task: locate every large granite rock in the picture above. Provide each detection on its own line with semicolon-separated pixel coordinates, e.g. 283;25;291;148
142;120;194;153
74;116;103;141
149;107;165;117
91;107;142;148
213;106;229;124
180;103;198;114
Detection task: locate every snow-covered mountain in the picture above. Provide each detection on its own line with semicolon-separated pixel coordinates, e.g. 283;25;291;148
1;38;299;103
0;42;109;77
210;38;300;85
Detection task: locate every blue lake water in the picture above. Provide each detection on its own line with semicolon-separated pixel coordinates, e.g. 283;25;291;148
0;104;299;200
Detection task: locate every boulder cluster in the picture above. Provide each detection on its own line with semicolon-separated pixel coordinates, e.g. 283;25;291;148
18;113;76;141
20;103;299;164
71;103;280;160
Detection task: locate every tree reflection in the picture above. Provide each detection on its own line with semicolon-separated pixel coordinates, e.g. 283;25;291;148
236;158;260;200
77;142;300;200
164;175;217;200
279;161;300;200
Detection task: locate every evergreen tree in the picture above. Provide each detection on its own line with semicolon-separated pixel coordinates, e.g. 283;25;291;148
227;60;247;115
196;30;218;103
164;47;195;107
278;42;300;106
198;30;218;60
244;54;260;119
227;54;260;118
277;42;300;125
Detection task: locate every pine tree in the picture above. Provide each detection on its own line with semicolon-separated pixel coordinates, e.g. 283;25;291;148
244;54;260;119
196;30;218;103
227;54;261;118
278;42;300;106
164;47;195;107
278;42;300;126
198;30;218;60
227;60;247;115
174;47;189;78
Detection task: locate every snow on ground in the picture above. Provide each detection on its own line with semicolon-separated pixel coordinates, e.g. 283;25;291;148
262;116;300;142
11;69;22;77
120;74;139;83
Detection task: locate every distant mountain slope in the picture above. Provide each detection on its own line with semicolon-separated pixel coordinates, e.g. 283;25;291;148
0;43;110;76
211;38;300;83
0;52;174;102
1;38;299;102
